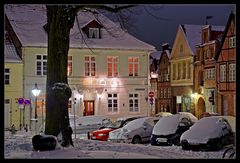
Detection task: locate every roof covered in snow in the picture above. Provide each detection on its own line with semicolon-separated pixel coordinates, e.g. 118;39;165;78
5;5;156;51
4;40;22;63
150;51;161;60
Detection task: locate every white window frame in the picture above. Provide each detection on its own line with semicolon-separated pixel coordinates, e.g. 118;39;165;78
229;63;235;81
168;88;171;98
160;88;163;98
128;57;139;77
220;64;226;82
84;56;96;76
107;56;118;77
206;68;215;80
129;93;139;112
229;36;236;48
108;93;118;113
36;54;47;76
5;68;10;85
67;56;72;76
89;28;99;39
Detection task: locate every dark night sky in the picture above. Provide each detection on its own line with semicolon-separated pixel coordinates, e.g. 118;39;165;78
115;4;235;50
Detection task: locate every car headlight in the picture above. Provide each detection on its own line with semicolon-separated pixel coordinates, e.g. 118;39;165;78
98;133;107;137
122;129;130;138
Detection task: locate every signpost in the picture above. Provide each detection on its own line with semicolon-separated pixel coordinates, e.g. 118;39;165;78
148;92;154;116
17;98;31;130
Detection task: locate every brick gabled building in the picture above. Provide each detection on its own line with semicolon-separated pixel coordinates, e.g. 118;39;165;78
194;25;224;118
157;43;172;114
215;13;236;116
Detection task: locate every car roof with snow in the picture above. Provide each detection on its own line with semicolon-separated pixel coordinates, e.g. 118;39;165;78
152;113;197;136
180;116;234;143
75;115;110;126
123;117;159;130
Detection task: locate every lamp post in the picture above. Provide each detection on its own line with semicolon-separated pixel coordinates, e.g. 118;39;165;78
32;83;41;134
150;72;158;116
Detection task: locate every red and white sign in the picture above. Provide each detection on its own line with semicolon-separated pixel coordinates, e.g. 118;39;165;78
148;91;154;97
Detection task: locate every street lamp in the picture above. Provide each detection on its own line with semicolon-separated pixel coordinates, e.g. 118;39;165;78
150;72;158;116
32;83;41;133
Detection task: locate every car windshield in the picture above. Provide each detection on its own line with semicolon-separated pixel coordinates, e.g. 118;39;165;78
106;120;123;129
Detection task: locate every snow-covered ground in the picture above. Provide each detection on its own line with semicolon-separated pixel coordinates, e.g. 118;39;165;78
4;130;230;159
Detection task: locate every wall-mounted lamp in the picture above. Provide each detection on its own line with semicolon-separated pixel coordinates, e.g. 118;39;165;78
150;72;158;79
97;93;102;100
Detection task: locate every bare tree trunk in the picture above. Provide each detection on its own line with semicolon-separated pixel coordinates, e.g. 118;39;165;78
44;5;135;147
45;6;75;147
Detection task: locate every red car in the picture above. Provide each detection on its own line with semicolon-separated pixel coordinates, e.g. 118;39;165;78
89;116;142;141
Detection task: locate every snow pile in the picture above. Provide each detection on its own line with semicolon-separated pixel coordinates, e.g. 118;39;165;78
4;130;226;159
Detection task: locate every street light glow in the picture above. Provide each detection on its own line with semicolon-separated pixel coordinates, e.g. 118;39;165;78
32;83;41;97
150;72;158;79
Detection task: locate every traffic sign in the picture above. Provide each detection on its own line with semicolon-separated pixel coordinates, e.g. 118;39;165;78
148;91;154;97
17;98;31;105
149;97;154;105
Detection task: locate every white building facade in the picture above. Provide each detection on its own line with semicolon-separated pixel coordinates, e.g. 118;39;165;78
5;5;156;123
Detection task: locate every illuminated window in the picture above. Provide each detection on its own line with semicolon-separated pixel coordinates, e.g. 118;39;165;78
129;93;139;112
128;57;139;76
85;56;96;76
108;94;118;112
36;55;47;76
68;99;72;113
107;57;118;77
67;56;72;76
5;68;10;85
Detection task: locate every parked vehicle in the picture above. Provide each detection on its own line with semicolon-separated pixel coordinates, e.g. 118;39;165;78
89;116;142;141
151;112;197;146
180;116;235;151
70;115;112;135
108;117;159;144
155;112;172;117
200;112;220;119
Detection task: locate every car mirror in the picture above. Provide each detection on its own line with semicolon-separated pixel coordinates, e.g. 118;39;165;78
179;122;186;127
143;126;147;130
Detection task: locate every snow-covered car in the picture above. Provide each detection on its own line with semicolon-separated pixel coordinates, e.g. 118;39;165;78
200;112;220;119
155;112;172;117
180;116;235;151
108;117;159;144
151;112;198;146
70;115;112;135
89;116;142;141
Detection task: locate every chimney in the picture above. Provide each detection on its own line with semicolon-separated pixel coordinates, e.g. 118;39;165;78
162;43;170;51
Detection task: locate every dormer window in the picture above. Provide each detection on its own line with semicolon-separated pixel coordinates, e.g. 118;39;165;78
82;20;103;39
89;28;100;39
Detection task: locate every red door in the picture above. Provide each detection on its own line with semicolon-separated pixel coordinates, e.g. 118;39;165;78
84;101;94;116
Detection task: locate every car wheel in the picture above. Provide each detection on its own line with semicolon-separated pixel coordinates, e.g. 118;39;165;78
132;136;141;144
181;140;189;150
174;138;180;146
